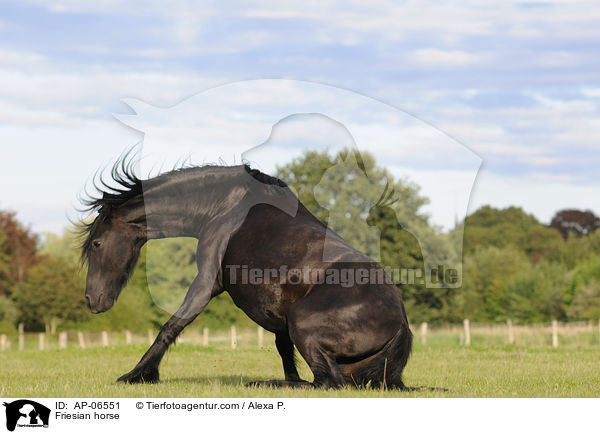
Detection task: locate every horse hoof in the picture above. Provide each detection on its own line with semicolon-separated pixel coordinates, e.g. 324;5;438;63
246;380;311;388
246;380;276;388
117;367;160;384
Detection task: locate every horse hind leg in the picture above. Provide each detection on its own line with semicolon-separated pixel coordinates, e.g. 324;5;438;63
286;315;346;389
344;327;412;390
289;332;346;389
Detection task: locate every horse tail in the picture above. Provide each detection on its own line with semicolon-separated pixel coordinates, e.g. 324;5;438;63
349;324;413;389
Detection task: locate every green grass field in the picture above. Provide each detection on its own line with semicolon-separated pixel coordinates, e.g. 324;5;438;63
2;333;599;397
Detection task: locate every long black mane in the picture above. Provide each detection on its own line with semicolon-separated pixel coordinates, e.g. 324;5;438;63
79;153;286;262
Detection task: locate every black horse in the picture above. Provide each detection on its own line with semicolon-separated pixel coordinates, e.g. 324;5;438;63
80;155;412;389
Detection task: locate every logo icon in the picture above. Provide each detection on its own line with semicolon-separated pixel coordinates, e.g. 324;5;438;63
111;78;481;309
3;400;50;432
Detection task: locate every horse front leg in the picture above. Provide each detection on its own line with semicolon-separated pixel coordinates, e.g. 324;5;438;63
275;331;302;381
117;276;219;384
117;314;196;384
246;331;311;388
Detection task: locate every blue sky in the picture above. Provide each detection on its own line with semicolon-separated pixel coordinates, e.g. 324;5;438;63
0;0;599;233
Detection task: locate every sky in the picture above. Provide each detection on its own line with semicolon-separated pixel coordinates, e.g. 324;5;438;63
0;0;599;234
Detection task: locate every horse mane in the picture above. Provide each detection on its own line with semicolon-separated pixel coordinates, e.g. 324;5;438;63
78;150;286;262
78;150;143;262
243;165;287;188
80;152;143;215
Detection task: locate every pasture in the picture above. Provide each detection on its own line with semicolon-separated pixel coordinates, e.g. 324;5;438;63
1;326;599;397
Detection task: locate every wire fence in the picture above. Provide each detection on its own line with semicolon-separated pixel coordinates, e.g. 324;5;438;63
0;325;271;352
416;319;600;348
1;319;600;352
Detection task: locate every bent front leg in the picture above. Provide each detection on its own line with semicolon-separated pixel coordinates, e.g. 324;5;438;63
117;314;197;383
117;276;219;384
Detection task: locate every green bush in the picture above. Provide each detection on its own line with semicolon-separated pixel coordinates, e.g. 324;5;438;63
567;279;600;320
0;295;18;334
504;261;568;322
454;246;530;322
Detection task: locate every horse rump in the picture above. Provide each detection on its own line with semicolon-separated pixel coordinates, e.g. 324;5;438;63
341;325;413;389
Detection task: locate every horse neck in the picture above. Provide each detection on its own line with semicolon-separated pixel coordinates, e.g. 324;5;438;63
139;166;250;240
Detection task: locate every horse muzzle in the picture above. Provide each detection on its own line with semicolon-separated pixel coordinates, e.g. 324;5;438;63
85;292;115;314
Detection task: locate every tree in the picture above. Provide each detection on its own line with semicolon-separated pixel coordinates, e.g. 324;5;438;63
277;149;430;257
504;261;567;323
562;254;600;316
0;295;18;334
567;280;600;320
455;246;530;322
0;211;41;296
550;209;600;239
13;257;87;331
40;229;82;267
0;231;11;290
462;206;563;263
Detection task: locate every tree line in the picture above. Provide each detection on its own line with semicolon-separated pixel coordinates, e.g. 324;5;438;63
1;149;599;333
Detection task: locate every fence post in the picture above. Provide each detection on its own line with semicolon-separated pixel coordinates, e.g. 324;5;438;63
463;319;471;346
59;331;67;349
552;320;559;348
258;326;264;349
102;331;109;347
125;330;132;345
420;322;428;345
0;334;6;351
38;333;45;351
148;329;154;345
203;328;209;346
18;323;24;351
77;331;86;349
507;319;514;345
58;331;67;349
231;326;237;349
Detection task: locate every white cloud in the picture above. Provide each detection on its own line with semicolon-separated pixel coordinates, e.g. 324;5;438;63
0;118;140;234
428;100;600;174
3;0;600;234
411;49;486;68
23;0;216;17
517;155;560;167
469;171;600;225
21;0;600;50
387;166;480;231
581;87;600;98
0;48;46;72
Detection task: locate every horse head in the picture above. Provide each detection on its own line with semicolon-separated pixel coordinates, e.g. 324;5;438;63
81;203;146;313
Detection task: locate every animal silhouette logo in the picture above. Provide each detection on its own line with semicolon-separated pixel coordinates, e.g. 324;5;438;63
113;79;482;291
3;400;50;432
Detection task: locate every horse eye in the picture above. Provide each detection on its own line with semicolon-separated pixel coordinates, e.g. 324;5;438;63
92;240;102;248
